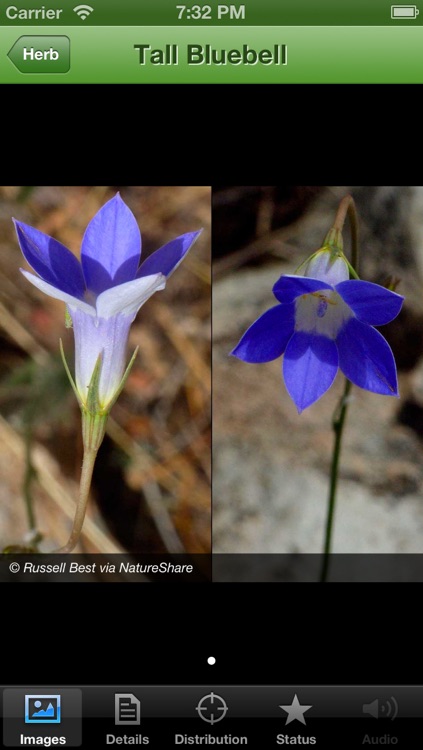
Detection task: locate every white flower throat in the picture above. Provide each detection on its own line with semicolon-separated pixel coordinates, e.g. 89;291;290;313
295;290;353;339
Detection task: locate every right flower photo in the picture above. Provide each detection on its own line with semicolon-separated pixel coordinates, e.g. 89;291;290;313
213;186;423;580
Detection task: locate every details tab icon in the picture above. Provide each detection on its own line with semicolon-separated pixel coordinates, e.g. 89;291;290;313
115;693;141;725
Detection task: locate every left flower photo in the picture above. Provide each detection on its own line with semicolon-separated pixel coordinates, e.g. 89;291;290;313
0;186;210;564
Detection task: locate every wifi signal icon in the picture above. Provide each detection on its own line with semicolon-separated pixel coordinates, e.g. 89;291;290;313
73;5;94;20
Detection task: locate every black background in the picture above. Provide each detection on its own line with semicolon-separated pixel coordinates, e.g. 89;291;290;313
1;83;419;693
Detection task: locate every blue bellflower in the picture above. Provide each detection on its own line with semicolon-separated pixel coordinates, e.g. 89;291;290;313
231;248;404;413
15;193;201;410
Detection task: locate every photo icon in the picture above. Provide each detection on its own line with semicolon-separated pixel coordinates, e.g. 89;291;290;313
25;695;61;724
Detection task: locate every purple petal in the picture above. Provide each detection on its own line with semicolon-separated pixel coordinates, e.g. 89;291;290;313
96;273;166;320
20;270;96;317
81;194;141;295
336;280;404;326
14;220;85;299
137;230;202;279
283;332;338;413
231;303;295;363
336;318;398;396
273;275;333;304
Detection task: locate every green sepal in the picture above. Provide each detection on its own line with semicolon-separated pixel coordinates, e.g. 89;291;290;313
105;346;139;412
80;348;138;452
346;260;360;280
295;245;348;276
86;352;103;414
61;343;139;452
323;227;344;252
65;306;73;328
81;410;108;452
59;339;82;407
295;248;323;275
81;354;107;450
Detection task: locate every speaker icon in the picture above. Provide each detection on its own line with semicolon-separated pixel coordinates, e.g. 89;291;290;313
362;697;398;721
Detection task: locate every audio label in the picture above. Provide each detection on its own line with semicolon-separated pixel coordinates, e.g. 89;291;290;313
362;737;398;745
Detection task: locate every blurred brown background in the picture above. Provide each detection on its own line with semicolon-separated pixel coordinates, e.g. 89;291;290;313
0;186;210;557
213;186;423;558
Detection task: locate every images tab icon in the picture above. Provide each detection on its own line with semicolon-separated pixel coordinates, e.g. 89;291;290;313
25;695;61;724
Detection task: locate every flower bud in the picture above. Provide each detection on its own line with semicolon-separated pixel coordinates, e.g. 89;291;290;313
301;246;350;286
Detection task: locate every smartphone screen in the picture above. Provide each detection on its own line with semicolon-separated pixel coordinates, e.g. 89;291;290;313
0;2;421;748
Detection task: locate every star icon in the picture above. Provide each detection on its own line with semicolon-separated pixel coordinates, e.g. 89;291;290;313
279;694;312;725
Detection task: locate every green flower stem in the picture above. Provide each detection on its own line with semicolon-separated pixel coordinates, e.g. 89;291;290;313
320;195;359;582
333;194;359;272
54;445;99;554
320;378;352;582
54;410;108;554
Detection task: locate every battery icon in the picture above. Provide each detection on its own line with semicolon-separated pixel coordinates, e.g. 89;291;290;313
391;5;419;17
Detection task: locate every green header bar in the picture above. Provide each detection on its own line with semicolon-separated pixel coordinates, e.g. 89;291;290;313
1;26;423;82
0;0;422;26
